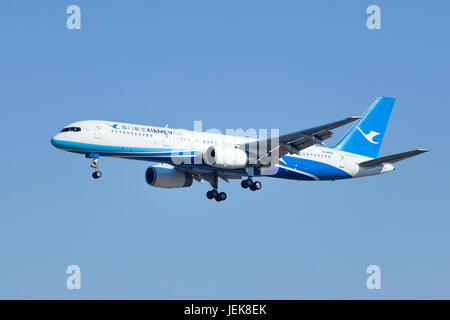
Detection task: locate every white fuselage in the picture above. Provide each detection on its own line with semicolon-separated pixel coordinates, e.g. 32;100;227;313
51;120;394;181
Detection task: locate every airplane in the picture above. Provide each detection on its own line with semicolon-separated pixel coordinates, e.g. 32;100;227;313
51;97;427;202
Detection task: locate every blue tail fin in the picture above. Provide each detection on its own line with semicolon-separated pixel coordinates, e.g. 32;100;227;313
333;97;395;158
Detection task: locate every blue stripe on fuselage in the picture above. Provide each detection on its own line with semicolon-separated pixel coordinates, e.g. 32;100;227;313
50;139;199;158
277;155;352;180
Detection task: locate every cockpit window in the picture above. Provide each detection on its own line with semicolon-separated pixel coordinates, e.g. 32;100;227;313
60;127;81;132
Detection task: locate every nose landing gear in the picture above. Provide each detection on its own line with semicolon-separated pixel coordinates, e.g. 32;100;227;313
87;153;102;179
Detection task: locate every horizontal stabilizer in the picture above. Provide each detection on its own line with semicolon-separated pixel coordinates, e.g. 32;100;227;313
359;149;428;167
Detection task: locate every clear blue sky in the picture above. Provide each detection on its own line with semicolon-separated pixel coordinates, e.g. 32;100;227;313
0;0;448;299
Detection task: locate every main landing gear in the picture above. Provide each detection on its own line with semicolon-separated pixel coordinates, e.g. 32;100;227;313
205;176;262;202
206;189;227;202
205;174;227;202
88;153;102;179
241;178;262;191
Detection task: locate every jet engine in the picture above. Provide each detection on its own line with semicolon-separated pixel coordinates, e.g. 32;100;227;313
205;145;248;169
145;164;193;189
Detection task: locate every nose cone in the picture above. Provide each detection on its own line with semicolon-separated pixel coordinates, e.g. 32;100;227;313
50;136;59;148
51;133;65;149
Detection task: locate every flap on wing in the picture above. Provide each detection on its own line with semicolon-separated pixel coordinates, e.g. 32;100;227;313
177;167;243;184
359;149;428;167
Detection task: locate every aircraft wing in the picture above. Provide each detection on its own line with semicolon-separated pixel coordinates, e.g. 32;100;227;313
174;116;360;184
242;116;360;166
358;149;428;167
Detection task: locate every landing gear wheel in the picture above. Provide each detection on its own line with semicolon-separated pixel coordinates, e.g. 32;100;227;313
215;192;227;202
242;178;254;188
207;189;219;200
206;175;226;202
243;178;260;190
92;170;102;179
249;180;262;191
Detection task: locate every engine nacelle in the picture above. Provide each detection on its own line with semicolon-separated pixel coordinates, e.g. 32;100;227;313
205;145;248;169
145;164;193;189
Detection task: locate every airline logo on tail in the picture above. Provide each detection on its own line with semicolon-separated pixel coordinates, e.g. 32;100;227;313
356;127;380;144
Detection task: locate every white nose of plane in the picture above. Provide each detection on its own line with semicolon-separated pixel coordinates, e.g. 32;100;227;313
51;123;85;150
51;133;68;149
